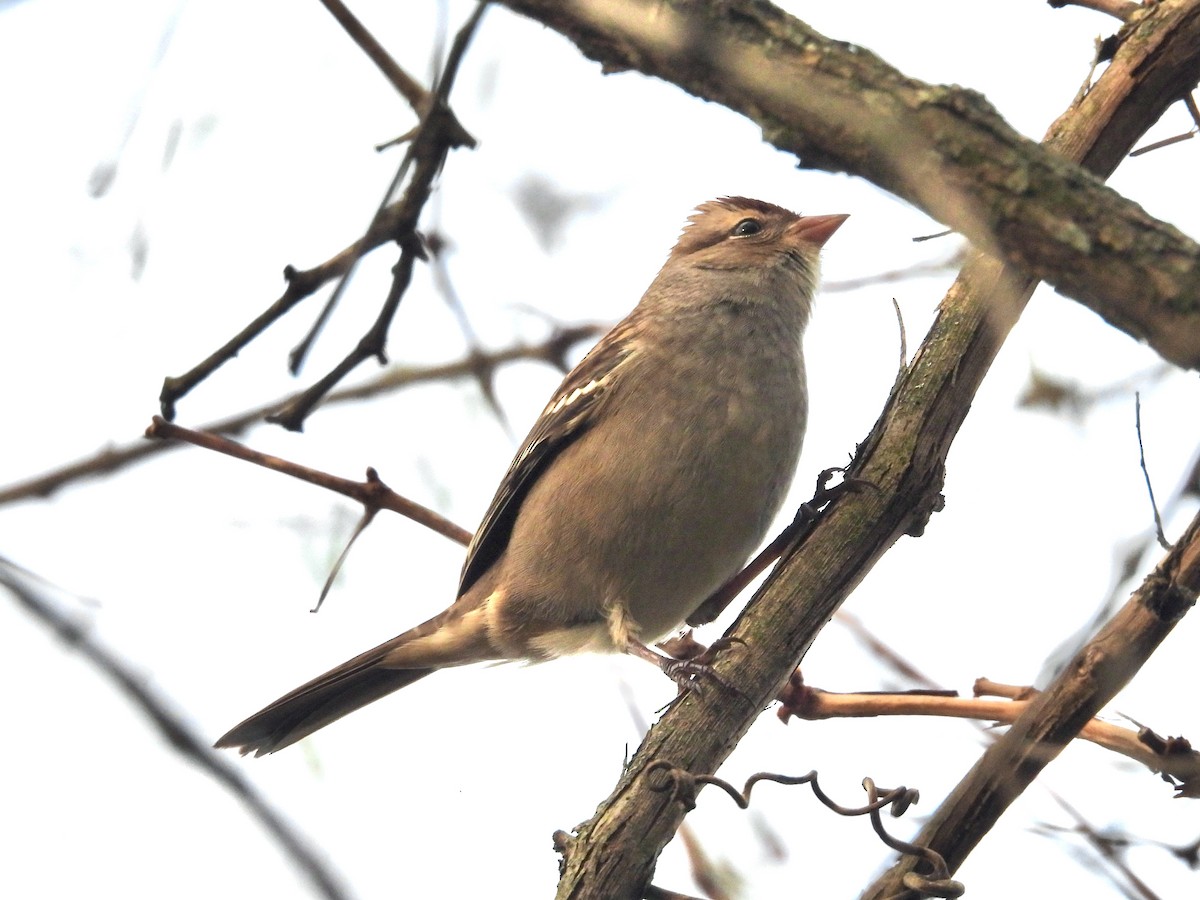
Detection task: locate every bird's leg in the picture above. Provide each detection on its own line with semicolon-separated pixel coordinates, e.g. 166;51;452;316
626;633;744;694
625;638;714;692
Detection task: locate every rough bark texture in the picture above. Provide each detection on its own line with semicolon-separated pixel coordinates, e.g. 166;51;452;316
502;0;1200;372
862;510;1200;898
491;2;1200;897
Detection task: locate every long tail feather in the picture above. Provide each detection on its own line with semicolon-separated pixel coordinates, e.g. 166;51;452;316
215;640;435;756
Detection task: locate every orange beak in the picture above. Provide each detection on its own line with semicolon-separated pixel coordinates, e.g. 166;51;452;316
788;213;849;247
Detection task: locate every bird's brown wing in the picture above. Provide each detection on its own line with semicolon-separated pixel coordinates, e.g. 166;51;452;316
457;319;639;597
217;323;640;756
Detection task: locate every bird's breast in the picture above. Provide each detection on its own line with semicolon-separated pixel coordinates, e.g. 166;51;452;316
493;305;808;652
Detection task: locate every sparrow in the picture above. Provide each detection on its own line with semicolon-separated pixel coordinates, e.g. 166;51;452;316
216;197;847;755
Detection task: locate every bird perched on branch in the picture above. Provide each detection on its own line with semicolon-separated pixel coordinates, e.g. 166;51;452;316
217;197;847;756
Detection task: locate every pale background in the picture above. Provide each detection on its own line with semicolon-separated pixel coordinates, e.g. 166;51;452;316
2;1;1198;897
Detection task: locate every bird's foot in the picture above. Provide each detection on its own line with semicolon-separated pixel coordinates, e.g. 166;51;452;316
629;633;745;695
797;466;875;520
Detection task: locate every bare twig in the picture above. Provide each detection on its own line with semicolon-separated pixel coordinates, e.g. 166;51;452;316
778;680;1200;795
835;609;942;690
145;416;473;546
1046;793;1165;900
317;0;473;146
500;0;1200;372
426;231;511;431
1130;90;1200;156
311;506;378;613
0;558;350;900
543;4;1200;895
864;507;1200;896
1135;393;1171;550
159;4;486;423
272;237;424;425
2;324;602;508
268;3;489;430
892;298;908;373
1129;128;1197;156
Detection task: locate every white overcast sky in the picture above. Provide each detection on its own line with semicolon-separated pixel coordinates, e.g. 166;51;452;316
1;1;1198;898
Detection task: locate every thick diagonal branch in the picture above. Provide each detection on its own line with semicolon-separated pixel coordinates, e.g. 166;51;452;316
500;0;1200;371
861;511;1200;898
549;3;1200;897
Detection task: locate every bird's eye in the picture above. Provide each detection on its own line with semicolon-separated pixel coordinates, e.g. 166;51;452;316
731;218;762;236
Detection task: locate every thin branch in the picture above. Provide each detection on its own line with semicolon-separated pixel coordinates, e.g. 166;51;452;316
426;231;512;432
286;49;468;378
158;3;485;422
835;609;943;690
863;508;1200;896
268;3;489;430
892;297;909;376
780;681;1200;794
499;0;1200;371
550;4;1200;897
312;507;378;613
1135;393;1171;549
1;324;602;508
1128;128;1197;156
144;417;473;546
1131;80;1200;154
317;0;473;147
324;0;427;107
1047;793;1165;900
271;239;423;427
0;559;351;900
